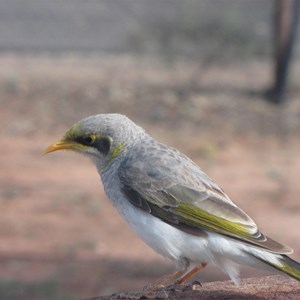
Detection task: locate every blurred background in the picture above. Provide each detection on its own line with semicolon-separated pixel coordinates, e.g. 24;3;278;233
1;0;300;299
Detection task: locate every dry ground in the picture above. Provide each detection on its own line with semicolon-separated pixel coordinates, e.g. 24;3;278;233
0;54;300;299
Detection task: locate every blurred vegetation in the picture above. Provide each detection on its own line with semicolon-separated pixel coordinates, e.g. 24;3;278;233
0;0;278;62
125;0;273;62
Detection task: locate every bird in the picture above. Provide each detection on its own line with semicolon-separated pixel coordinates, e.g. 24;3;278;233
44;113;300;287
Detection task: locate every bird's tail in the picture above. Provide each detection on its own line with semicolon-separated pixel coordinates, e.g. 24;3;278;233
248;251;300;281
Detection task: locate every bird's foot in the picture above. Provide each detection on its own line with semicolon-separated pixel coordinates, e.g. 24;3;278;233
142;270;183;291
167;280;202;292
141;280;202;299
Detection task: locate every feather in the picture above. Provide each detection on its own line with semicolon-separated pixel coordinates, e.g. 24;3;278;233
119;140;292;254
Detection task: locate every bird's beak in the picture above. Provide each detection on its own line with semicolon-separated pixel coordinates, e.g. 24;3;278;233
44;139;78;154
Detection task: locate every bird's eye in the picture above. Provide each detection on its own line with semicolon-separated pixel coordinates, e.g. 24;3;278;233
83;135;95;145
78;134;111;155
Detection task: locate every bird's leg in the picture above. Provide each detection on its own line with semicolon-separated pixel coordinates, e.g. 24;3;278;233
175;262;207;285
146;268;188;290
144;262;207;292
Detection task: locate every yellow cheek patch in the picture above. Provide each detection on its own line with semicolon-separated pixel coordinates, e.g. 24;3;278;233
109;143;124;161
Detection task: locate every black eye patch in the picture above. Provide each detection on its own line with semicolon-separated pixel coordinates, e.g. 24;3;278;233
93;137;111;155
75;135;111;155
75;136;94;146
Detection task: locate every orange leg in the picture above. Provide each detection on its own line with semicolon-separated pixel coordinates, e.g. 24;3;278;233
175;262;207;285
146;262;207;290
151;268;188;288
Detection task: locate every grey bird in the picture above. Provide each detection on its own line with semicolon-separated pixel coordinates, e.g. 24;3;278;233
45;113;300;287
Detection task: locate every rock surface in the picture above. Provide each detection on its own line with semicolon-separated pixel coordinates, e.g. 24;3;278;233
83;275;300;300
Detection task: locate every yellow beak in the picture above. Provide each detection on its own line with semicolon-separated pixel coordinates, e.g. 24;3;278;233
44;140;79;154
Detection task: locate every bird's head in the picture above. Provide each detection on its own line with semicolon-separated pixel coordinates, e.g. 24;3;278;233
44;114;145;171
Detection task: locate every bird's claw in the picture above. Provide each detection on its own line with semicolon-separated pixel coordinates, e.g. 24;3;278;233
168;280;202;292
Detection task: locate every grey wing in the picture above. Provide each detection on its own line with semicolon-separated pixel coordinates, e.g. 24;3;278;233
119;142;255;226
118;142;293;254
